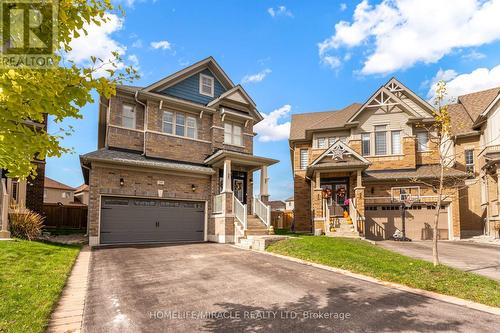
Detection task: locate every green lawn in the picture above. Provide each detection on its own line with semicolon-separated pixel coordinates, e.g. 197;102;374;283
0;240;81;333
267;235;500;307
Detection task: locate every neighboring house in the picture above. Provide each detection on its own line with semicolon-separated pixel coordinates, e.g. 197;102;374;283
44;177;76;205
0;119;47;239
269;200;286;211
456;87;500;237
285;196;294;211
289;78;477;241
74;184;89;205
80;57;278;246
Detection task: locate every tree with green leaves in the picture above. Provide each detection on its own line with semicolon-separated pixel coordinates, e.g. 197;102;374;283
0;0;138;179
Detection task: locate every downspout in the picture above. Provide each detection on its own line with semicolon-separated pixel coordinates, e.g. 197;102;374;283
135;91;148;156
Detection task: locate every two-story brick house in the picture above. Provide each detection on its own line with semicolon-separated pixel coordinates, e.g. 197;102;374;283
289;78;477;241
80;57;278;246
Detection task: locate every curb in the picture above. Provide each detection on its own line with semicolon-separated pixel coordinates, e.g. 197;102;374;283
256;249;500;316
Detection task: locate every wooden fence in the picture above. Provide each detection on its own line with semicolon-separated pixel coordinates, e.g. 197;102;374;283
42;203;88;230
271;211;294;230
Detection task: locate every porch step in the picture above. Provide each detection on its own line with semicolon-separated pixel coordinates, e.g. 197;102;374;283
235;235;289;251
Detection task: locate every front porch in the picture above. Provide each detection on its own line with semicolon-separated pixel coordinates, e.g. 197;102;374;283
205;150;279;243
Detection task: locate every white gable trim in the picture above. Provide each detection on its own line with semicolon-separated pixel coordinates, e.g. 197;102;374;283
385;78;435;116
347;86;422;123
480;92;500;117
310;139;371;166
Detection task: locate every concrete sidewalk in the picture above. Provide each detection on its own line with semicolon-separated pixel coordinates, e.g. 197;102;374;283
377;241;500;280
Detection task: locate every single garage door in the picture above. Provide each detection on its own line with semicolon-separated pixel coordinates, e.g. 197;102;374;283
364;204;449;241
100;197;205;245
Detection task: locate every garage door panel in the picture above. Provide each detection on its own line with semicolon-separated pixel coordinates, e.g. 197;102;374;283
365;204;449;241
100;197;205;245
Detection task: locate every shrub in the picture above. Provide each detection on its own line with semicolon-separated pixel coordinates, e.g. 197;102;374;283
9;205;44;240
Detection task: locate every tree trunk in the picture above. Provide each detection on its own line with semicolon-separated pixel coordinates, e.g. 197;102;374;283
433;162;445;266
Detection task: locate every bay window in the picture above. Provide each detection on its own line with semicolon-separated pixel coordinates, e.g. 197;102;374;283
391;131;401;155
417;132;429;152
374;125;387;155
361;133;370;156
224;122;242;146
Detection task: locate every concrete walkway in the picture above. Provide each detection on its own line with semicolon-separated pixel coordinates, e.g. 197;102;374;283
46;246;91;333
377;241;500;281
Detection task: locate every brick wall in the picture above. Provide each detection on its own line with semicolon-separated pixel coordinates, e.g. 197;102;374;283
292;143;312;232
26;162;45;215
108;127;144;152
145;132;212;163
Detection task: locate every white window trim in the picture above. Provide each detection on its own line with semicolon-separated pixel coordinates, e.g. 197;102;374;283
465;149;475;177
162;110;198;139
361;133;371;156
121;104;136;129
374;125;388;156
416;131;430;152
391;130;402;155
224;121;243;146
300;149;308;170
199;73;215;97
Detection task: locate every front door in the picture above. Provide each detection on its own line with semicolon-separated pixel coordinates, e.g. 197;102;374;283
233;179;244;203
321;177;349;215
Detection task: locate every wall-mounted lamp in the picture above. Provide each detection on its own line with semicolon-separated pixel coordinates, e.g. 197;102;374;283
119;178;125;187
371;187;374;194
191;184;197;192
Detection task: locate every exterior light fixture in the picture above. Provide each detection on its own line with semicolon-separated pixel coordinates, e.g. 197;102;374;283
119;178;125;187
191;184;197;192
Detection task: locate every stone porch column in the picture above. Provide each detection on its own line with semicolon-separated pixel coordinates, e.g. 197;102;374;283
0;179;10;238
221;159;233;214
260;165;269;203
313;172;325;233
354;170;365;235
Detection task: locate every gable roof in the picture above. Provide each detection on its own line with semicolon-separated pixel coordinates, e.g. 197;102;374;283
458;87;500;122
44;177;75;191
309;139;371;166
143;57;235;93
289;103;361;141
448;103;475;137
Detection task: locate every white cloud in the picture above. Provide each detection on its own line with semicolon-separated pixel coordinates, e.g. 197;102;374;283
66;14;126;76
132;39;143;48
340;3;347;11
127;54;140;68
267;6;293;18
319;0;500;75
462;50;486;60
321;56;341;69
427;65;500;102
242;69;271;83
150;40;171;50
254;104;291;142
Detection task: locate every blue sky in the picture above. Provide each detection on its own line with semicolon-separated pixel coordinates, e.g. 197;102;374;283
47;0;500;200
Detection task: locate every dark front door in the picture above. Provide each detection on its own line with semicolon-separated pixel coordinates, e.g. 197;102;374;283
321;178;349;215
219;170;248;204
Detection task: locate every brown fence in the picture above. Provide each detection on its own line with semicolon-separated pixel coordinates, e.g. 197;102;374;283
271;211;294;230
42;203;88;230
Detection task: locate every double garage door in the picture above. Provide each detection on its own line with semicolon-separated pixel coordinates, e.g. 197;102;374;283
100;197;205;245
364;204;450;241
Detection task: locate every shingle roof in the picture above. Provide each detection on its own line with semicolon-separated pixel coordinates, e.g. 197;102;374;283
448;103;475;136
268;200;286;210
80;149;215;175
74;184;89;193
289;103;361;141
458;87;500;122
44;177;75;191
363;165;466;181
285;196;294;202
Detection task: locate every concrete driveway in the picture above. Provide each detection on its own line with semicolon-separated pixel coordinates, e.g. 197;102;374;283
82;243;499;333
377;241;500;281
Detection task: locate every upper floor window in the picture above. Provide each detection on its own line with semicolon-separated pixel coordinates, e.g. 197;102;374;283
300;149;308;170
416;132;429;152
465;149;475;178
224;122;242;146
317;137;326;148
61;191;71;199
374;125;387;155
361;133;370;156
162;110;197;139
121;104;136;129
391;131;401;155
199;74;214;97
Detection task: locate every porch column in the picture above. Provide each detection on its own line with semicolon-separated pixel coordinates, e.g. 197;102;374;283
356;169;362;188
222;159;232;193
0;179;10;238
260;165;269;203
17;180;27;207
312;171;325;233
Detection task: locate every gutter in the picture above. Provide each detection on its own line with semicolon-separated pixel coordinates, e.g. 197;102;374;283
135;91;148;156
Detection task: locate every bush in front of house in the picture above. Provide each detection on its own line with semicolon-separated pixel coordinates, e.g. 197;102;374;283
9;205;44;240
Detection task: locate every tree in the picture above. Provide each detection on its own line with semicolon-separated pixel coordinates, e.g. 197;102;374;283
411;81;468;266
0;0;138;179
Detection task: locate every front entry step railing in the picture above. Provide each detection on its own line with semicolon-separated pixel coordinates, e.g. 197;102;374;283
253;197;271;228
233;194;247;230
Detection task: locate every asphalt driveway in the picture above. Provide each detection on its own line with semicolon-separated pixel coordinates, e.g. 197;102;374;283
377;241;500;281
82;243;499;333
